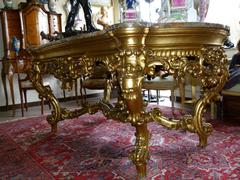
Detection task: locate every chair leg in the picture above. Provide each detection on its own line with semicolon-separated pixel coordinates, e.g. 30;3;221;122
23;89;28;111
103;79;112;103
191;85;197;103
19;90;24;117
156;90;159;105
80;78;87;106
178;80;186;113
48;100;51;110
75;79;78;105
63;89;66;99
79;78;84;106
8;73;15;116
1;70;9;111
41;98;44;115
148;90;150;102
171;89;175;113
210;102;215;119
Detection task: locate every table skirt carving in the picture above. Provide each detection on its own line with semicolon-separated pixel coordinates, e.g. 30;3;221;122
28;22;229;177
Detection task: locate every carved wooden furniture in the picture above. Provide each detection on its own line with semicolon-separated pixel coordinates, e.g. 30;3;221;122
0;0;62;113
19;0;62;48
28;22;229;177
16;49;50;117
80;62;114;105
17;71;49;116
0;9;22;112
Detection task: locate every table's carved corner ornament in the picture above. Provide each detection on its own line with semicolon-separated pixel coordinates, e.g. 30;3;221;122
199;47;229;91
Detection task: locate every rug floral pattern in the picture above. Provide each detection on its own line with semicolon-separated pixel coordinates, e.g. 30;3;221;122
0;106;239;179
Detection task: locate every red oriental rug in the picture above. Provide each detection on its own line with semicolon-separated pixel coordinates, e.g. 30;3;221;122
0;106;240;179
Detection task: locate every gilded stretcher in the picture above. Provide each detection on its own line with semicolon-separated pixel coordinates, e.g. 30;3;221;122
29;22;229;177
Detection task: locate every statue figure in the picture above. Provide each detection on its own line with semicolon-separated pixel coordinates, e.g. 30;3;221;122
97;6;111;30
48;0;57;12
65;0;97;33
12;37;20;55
126;0;137;9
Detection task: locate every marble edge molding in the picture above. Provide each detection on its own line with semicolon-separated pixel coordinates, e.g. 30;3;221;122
32;21;230;51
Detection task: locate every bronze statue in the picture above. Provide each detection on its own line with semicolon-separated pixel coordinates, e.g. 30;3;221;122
65;0;97;33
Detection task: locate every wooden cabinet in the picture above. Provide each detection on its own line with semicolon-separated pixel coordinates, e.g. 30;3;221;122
0;9;22;59
19;2;62;48
0;0;62;112
1;2;62;53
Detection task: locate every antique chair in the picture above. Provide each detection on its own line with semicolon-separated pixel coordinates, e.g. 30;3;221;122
16;50;50;117
221;85;240;121
62;80;79;105
80;62;116;105
178;75;199;108
142;75;178;112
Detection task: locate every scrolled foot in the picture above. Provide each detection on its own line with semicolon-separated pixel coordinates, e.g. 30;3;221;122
51;124;57;134
198;134;208;147
130;148;149;177
129;130;150;177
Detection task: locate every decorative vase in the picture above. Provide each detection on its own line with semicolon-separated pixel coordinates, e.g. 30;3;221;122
48;0;57;12
3;0;13;9
124;0;139;21
12;37;20;55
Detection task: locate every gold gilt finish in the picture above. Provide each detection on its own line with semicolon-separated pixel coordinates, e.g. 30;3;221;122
28;22;229;177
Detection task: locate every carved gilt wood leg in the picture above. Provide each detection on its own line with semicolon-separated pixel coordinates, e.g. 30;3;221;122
30;63;61;133
130;123;150;177
7;73;15;116
145;47;228;147
190;47;228;147
1;68;8;111
124;86;150;177
118;49;150;177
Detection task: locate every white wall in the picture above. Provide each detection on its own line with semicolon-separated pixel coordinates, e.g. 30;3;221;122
205;0;240;45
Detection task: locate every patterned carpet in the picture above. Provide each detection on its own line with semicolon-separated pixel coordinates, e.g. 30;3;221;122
0;106;239;179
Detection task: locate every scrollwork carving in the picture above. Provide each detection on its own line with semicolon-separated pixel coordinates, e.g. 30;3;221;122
29;22;230;177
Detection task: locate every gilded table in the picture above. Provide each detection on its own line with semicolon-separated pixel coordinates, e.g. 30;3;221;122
28;22;229;177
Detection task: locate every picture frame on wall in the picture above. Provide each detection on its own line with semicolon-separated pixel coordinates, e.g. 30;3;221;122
90;0;112;7
170;0;186;9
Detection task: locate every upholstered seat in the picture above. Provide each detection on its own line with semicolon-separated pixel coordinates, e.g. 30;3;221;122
222;84;240;96
80;63;116;104
220;84;240;121
81;79;108;90
143;76;178;112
